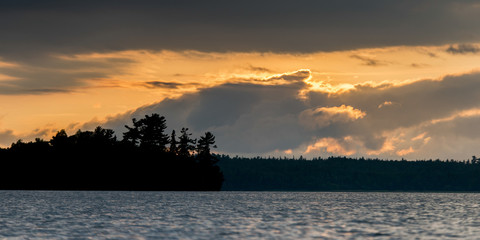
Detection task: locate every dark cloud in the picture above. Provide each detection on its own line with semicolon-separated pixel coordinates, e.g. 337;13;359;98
143;81;183;89
265;70;311;82
410;63;429;68
2;0;480;62
26;88;71;94
247;65;272;73
83;72;310;153
0;54;135;95
350;55;388;66
2;1;478;94
427;115;480;140
88;71;480;158
446;44;480;54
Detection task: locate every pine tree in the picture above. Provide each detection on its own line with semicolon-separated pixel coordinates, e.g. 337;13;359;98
123;118;141;146
169;130;178;155
197;132;217;165
123;114;169;152
178;128;196;158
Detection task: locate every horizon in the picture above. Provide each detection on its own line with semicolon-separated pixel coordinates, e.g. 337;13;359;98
1;1;480;160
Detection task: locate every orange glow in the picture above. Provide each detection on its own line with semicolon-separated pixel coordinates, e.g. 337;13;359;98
299;105;366;130
1;42;480;144
430;108;480;124
397;147;415;156
305;137;356;156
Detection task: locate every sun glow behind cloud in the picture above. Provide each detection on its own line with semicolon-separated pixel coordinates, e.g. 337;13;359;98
1;42;480;158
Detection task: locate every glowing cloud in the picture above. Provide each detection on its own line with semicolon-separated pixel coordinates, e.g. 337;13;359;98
430;108;480;124
305;137;356;156
397;147;415;156
378;101;394;109
299;105;366;130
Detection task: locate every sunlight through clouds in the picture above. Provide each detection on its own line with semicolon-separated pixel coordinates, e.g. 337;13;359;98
305;137;357;156
1;42;480;159
299;105;366;130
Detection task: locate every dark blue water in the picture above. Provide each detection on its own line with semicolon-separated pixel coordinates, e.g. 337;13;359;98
0;191;479;239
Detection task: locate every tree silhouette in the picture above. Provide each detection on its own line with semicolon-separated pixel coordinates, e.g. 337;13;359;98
123;118;141;146
195;132;223;190
197;132;218;165
50;129;70;150
93;126;117;146
178;127;196;158
169;130;178;155
124;114;169;151
197;132;216;156
0;114;224;191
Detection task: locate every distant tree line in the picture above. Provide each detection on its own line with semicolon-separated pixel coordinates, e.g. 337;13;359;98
3;114;480;192
217;155;480;191
0;114;223;190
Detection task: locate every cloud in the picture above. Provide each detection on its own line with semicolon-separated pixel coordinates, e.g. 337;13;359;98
299;105;366;129
80;70;480;159
446;44;480;54
2;0;480;63
350;55;388;66
247;65;272;73
143;81;183;89
426;113;480;140
410;63;429;68
81;70;311;153
396;147;414;156
0;127;55;147
262;69;312;83
0;53;136;95
0;129;16;146
305;137;357;156
377;101;398;108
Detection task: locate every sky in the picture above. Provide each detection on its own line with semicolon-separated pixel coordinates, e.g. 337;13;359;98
1;0;480;159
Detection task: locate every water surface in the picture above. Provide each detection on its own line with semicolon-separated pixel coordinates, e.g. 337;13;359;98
1;191;479;239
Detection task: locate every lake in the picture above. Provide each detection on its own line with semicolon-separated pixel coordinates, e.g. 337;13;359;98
0;191;479;239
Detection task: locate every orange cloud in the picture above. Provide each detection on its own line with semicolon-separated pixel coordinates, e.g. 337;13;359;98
299;105;366;129
430;108;480;124
378;101;394;108
305;137;356;156
2;42;480;158
0;60;18;68
396;147;415;156
284;149;293;154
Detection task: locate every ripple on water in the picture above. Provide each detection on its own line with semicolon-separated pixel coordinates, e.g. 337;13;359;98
1;191;480;239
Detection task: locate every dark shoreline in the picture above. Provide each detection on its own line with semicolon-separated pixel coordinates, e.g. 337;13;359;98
218;156;480;192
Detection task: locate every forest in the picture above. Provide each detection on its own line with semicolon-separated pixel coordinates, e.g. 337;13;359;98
1;113;480;191
217;155;480;191
0;114;223;191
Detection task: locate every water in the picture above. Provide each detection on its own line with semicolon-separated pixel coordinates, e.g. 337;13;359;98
0;191;480;239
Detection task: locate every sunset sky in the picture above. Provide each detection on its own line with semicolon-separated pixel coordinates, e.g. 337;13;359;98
1;0;480;159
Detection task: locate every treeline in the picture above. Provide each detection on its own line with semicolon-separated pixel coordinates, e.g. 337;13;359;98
3;114;480;192
0;114;223;190
217;155;480;191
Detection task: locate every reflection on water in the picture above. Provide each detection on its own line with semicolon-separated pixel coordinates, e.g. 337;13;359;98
0;191;479;239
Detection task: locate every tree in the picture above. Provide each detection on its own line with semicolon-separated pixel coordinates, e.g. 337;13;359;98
197;132;216;156
50;129;70;150
195;132;223;190
0;116;225;191
178;128;196;158
197;132;217;165
123;118;141;146
123;114;169;151
169;130;178;155
93;126;116;146
139;114;169;151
